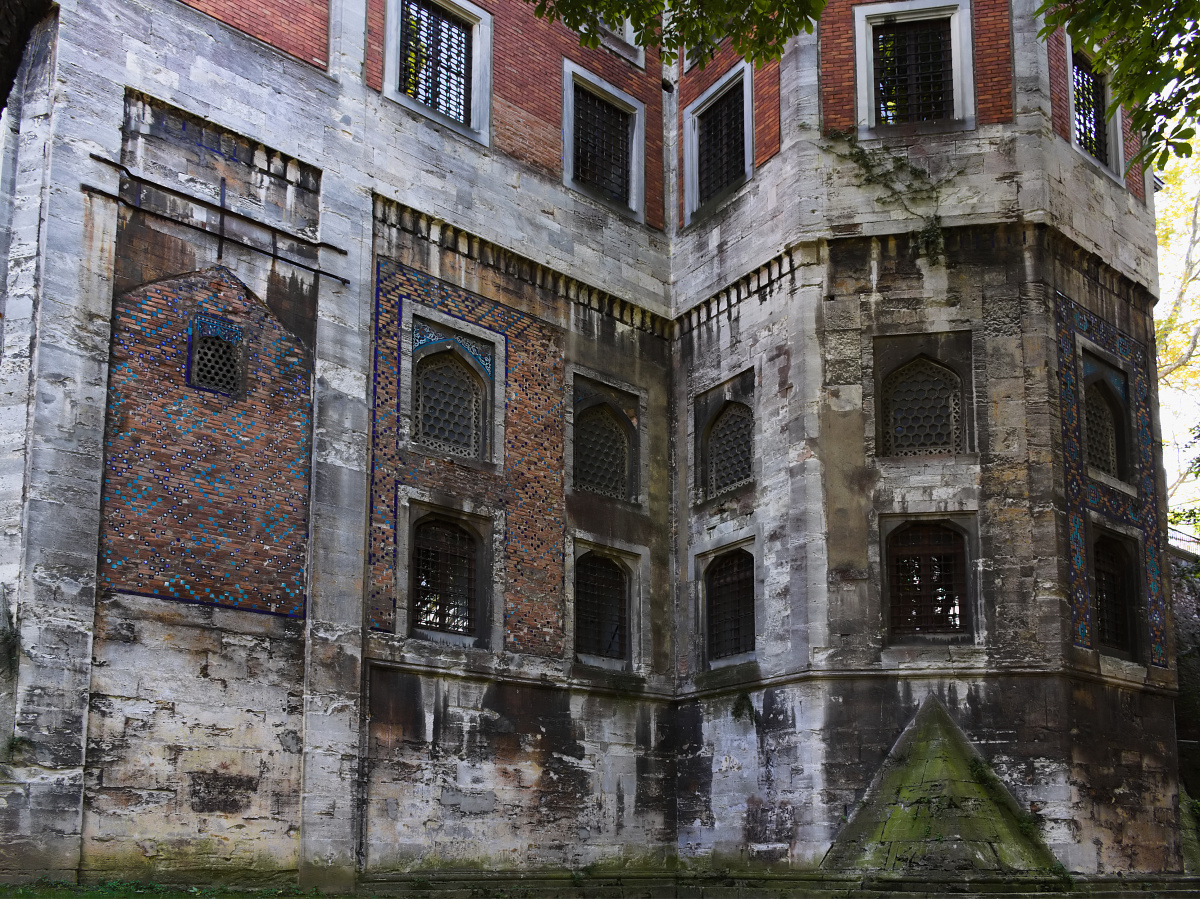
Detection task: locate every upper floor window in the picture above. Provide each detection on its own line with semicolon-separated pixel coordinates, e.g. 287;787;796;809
384;0;493;144
1082;353;1129;481
596;16;645;67
575;552;628;659
854;0;975;135
881;356;964;456
683;61;753;224
706;548;755;660
188;314;243;397
563;62;646;220
1072;52;1112;167
574;403;633;500
412;518;477;635
706;402;754;498
414;351;486;459
888;522;967;637
1092;534;1136;655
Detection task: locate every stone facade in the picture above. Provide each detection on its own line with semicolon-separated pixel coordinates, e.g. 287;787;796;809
0;0;1192;892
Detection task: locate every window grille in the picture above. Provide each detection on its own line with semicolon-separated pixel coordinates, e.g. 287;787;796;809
399;0;473;125
412;520;476;634
1072;53;1109;166
707;549;755;659
188;315;242;396
882;358;963;456
1093;536;1132;651
873;18;954;125
575;553;627;659
574;85;632;204
574;404;630;499
1085;383;1119;477
707;403;753;497
414;353;484;458
697;81;745;206
888;523;965;635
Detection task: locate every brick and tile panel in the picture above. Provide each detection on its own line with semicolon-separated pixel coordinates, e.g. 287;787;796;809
98;267;312;618
369;259;566;656
820;0;1014;133
365;0;665;229
177;0;328;68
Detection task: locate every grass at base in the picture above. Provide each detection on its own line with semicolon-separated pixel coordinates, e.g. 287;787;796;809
0;885;362;899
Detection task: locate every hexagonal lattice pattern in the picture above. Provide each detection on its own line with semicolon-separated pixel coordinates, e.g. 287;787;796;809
574;405;629;499
415;353;483;457
707;402;753;497
882;358;962;456
1085;383;1119;477
191;335;240;395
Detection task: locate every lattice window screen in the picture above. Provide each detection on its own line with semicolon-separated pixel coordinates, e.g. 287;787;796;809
882;358;963;456
399;0;473;125
1093;536;1132;651
697;81;745;206
707;549;755;659
415;353;484;458
574;85;632;204
1072;53;1109;166
1085;383;1119;477
888;523;966;635
188;315;243;396
873;18;954;125
574;553;627;658
707;403;753;497
412;520;476;634
574;405;630;499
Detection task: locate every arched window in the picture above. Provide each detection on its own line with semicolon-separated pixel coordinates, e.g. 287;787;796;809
706;549;755;659
888;523;966;636
574;552;627;659
412;519;477;635
881;358;963;456
1084;381;1123;478
414;351;485;458
706;402;753;498
1093;535;1135;653
574;404;632;500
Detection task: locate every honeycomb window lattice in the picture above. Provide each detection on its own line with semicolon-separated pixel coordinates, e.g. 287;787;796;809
707;402;753;497
574;404;630;499
882;358;962;456
415;353;484;458
1085;383;1119;477
191;334;240;395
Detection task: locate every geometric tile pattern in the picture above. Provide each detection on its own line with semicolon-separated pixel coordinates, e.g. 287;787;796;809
369;259;567;656
1054;292;1166;665
98;267;312;617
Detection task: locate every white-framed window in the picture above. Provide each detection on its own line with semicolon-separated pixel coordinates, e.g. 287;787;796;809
562;61;646;222
1066;38;1123;178
853;0;975;136
596;17;645;68
683;60;753;225
383;0;493;146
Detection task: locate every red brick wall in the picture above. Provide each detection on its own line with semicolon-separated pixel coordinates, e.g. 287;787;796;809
176;0;328;69
99;267;313;618
1123;114;1145;201
1048;27;1070;140
366;0;665;230
820;0;1014;133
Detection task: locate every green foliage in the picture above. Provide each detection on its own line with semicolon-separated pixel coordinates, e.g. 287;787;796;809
730;691;756;723
524;0;825;68
1038;0;1200;168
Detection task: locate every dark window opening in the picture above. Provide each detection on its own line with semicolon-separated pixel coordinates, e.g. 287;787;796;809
1093;535;1134;653
1084;381;1121;477
882;357;963;456
707;549;755;659
697;81;745;206
888;523;966;636
873;18;954;125
574;85;632;204
707;402;753;498
412;519;477;635
188;316;242;396
574;404;631;500
399;0;473;125
1072;53;1109;166
414;352;484;458
575;553;627;659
